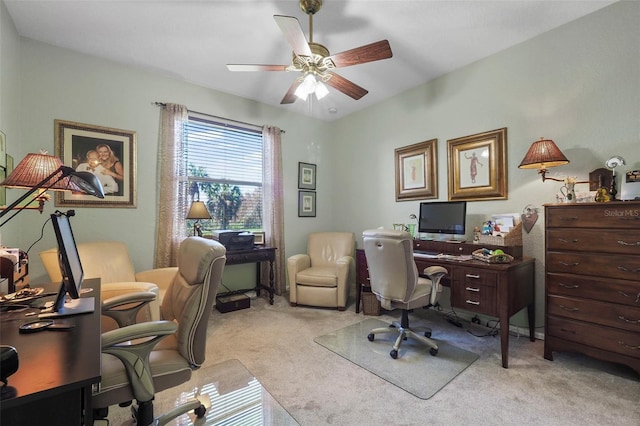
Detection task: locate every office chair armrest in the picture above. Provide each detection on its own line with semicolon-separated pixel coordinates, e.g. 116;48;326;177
423;266;448;306
102;291;158;328
423;265;448;278
101;320;178;403
101;320;177;348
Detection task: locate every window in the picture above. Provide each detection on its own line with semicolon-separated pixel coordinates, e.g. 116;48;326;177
184;113;263;234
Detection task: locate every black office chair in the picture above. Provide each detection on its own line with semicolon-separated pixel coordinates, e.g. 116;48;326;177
92;237;226;425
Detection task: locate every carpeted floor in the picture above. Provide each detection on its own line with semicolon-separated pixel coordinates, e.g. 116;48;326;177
314;318;479;399
107;292;640;425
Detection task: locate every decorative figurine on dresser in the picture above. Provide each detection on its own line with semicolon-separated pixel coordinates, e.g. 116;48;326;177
544;201;640;375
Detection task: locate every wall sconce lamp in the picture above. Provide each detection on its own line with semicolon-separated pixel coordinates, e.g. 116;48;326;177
0;152;105;227
186;201;211;237
518;137;570;182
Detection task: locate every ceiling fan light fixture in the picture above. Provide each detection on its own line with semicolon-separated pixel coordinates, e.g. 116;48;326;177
314;81;329;100
295;73;319;100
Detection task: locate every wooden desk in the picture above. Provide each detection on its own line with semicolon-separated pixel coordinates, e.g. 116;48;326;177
224;246;277;304
0;278;101;425
356;246;535;368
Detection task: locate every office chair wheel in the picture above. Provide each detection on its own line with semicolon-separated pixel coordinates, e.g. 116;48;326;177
367;333;375;341
390;349;398;359
424;330;432;338
194;404;207;418
429;347;438;356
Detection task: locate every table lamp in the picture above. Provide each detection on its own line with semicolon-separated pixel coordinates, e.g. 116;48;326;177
0;152;105;227
186;201;211;237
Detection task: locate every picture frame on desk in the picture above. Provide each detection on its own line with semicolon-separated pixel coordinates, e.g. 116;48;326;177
447;128;507;201
253;231;265;245
394;139;438;201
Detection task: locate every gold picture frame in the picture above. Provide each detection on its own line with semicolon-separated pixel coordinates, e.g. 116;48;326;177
395;139;438;201
447;128;507;201
54;119;136;208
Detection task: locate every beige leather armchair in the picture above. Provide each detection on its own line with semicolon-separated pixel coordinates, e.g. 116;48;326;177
39;241;178;328
288;232;355;311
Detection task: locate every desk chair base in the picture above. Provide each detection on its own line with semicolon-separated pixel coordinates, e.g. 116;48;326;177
367;310;439;359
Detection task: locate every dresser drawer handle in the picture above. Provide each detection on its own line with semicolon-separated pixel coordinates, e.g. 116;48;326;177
617;266;640;273
559;262;580;267
618;341;640;350
465;300;480;305
465;274;480;279
617;240;640;246
558;238;579;243
558;283;579;289
617;291;640;303
560;328;576;334
465;287;480;292
618;315;640;324
558;304;579;312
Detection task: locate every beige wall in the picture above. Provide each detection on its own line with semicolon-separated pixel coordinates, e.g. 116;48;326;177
1;2;638;318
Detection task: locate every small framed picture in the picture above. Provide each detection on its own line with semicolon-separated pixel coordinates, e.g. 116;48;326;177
298;190;316;217
298;162;317;190
253;231;265;245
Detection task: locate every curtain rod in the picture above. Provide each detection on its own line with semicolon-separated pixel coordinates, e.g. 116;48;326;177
153;102;285;133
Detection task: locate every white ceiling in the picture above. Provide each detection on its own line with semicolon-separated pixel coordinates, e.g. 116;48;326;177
4;0;616;121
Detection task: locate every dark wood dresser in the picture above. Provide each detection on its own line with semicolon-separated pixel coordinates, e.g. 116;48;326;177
544;201;640;375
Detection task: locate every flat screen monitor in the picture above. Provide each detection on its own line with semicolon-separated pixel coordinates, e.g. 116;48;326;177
50;212;84;312
418;201;467;238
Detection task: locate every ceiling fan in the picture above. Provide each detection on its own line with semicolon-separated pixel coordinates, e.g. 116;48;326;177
226;0;393;104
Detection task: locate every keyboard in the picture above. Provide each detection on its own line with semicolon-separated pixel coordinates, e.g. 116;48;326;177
413;251;440;259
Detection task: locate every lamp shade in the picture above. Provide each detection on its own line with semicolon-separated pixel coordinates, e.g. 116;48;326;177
186;201;211;220
2;152;83;192
518;138;570;170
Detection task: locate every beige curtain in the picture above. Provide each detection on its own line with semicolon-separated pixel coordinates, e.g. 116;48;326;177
262;125;286;296
154;103;188;267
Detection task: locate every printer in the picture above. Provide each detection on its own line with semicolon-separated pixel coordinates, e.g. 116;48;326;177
211;230;255;250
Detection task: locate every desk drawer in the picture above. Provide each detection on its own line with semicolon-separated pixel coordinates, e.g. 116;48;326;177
548;294;640;332
547;316;640;359
451;268;497;315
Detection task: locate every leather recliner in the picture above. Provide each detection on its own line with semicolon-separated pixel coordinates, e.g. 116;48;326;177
288;232;355;311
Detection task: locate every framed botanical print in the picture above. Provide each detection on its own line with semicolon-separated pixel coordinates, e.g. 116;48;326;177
298;162;316;190
298;190;316;217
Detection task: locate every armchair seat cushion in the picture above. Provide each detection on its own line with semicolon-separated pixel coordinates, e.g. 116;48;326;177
296;267;339;287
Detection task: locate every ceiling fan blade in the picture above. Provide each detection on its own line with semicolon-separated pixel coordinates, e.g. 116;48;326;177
326;40;393;68
281;79;302;104
274;15;312;57
227;64;289;72
324;72;368;100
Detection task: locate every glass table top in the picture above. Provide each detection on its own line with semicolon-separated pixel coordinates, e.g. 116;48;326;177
106;359;299;426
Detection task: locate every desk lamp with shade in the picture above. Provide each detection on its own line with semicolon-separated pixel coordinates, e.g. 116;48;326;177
186;201;211;237
0;152;105;227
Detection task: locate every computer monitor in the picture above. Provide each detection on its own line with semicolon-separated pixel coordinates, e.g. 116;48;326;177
418;201;467;240
49;212;84;313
